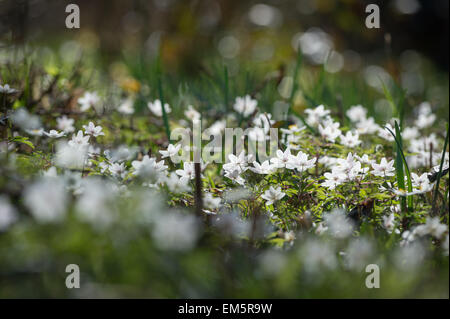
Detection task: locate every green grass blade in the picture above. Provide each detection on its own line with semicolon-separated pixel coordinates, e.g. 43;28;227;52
156;57;171;142
393;123;407;213
380;79;396;114
386;122;414;211
380;79;407;130
287;48;316;134
394;121;413;210
157;76;171;142
288;47;302;116
432;122;450;215
223;65;229;113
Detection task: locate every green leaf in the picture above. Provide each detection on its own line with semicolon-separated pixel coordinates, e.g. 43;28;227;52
11;136;35;149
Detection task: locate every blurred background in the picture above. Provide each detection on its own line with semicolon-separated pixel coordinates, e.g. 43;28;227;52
1;0;449;73
0;0;449;299
1;0;449;131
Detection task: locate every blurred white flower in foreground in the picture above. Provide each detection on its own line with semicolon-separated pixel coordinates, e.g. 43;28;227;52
258;250;287;277
0;195;18;231
109;162;127;179
344;238;375;271
76;178;118;229
443;235;449;256
212;211;250;237
323;209;353;239
152;212;201;251
42;166;58;178
394;241;426;271
24;177;68;223
300;239;337;274
414;217;448;239
55;141;88;169
136;190;164;224
314;222;328;235
11;108;41;131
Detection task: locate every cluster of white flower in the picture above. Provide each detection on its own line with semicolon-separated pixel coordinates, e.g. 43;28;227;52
54;121;105;169
305;104;330;127
281;124;305;150
408;133;447;169
346;104;379;135
221;147;316;202
321;153;369;189
2;84;448;264
223;151;252;185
